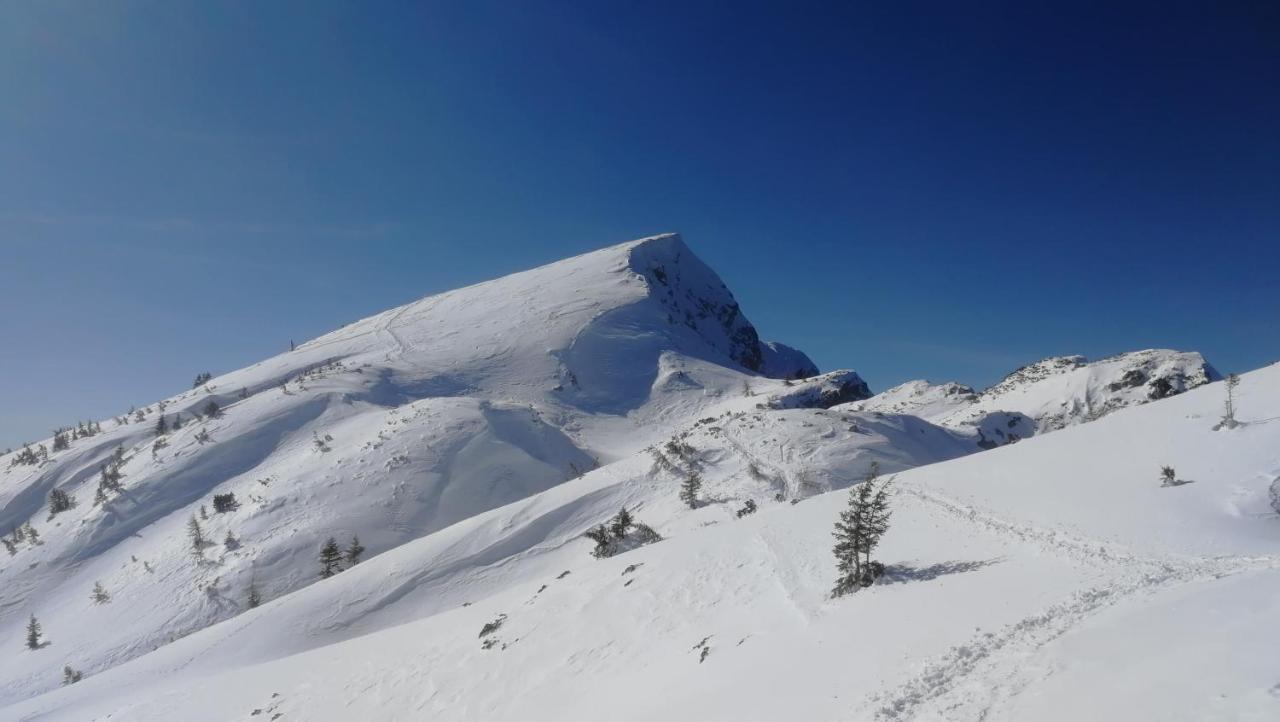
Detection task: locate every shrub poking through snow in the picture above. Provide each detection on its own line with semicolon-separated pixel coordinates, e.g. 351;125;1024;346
1160;466;1177;487
736;499;757;518
479;614;507;638
90;581;110;604
585;510;662;558
212;493;239;513
831;462;893;597
62;665;82;685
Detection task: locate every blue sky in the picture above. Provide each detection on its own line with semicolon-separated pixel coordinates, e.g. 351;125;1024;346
1;1;1277;448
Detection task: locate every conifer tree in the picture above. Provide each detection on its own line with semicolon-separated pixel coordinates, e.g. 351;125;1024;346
203;400;221;419
610;507;634;539
679;471;702;510
154;414;168;437
48;488;73;516
24;523;39;544
345;535;365;566
26;615;42;649
832;463;893;597
319;537;343;578
62;665;82;685
91;581;110;604
187;515;204;558
1219;373;1240;429
1160;466;1177;487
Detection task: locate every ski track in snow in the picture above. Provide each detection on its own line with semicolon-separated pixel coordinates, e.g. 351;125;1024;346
867;484;1280;721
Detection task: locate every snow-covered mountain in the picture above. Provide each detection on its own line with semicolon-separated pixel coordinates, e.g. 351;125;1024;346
1;235;1273;722
0;234;901;708
852;349;1219;446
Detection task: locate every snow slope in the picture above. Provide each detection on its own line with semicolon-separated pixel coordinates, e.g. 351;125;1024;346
7;356;1278;720
852;349;1219;444
1;234;1271;721
0;234;909;707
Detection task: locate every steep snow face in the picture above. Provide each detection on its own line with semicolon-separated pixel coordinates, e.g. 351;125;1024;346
0;234;838;702
945;349;1219;432
12;363;1279;722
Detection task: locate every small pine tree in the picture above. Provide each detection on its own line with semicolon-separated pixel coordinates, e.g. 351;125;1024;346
193;371;212;388
187;515;204;557
1160;465;1177;487
26;615;42;650
1220;373;1240;429
610;507;634;539
223;530;239;549
679;471;702;509
583;524;614;558
62;665;82;685
203;400;221;419
154;415;168;437
200;504;208;520
24;523;39;544
91;581;110;604
171;413;183;430
832;463;893;597
319;537;343;578
48;488;73;516
345;535;365;566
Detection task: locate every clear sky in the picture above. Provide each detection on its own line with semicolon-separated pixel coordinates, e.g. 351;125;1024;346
2;1;1277;448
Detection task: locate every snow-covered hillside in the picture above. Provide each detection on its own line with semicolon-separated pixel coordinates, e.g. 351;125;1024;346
1;235;1273;722
0;234;901;709
9;358;1279;721
853;349;1219;443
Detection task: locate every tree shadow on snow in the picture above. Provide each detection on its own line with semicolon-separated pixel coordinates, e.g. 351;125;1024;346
877;558;1003;585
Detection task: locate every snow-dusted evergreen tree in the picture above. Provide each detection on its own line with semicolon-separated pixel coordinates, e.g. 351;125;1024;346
23;523;39;545
187;515;204;558
1216;373;1241;429
154;414;168;437
319;537;343;578
91;581;110;604
610;507;634;539
192;371;212;388
223;530;239;550
831;463;893;597
1160;466;1177;487
26;615;42;649
203;400;221;419
583;524;613;558
62;665;82;685
48;488;73;516
344;535;365;566
679;471;702;509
